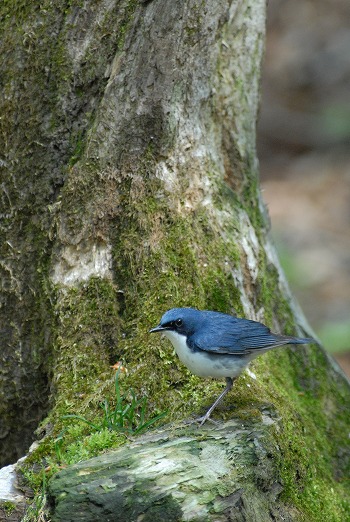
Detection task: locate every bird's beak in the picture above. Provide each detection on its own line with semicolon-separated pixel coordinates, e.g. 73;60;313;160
149;324;166;333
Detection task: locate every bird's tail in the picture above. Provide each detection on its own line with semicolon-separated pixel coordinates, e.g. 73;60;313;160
276;334;316;346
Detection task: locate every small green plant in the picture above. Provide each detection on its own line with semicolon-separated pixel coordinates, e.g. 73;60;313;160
21;470;49;522
1;501;15;515
54;430;65;462
63;370;167;435
22;492;49;522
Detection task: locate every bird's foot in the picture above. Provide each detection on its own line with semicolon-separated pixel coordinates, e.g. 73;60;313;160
196;414;219;426
183;414;219;427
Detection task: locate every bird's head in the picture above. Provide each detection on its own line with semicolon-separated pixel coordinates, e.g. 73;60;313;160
150;308;204;337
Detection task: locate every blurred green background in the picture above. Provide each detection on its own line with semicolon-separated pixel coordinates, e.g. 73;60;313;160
257;0;350;374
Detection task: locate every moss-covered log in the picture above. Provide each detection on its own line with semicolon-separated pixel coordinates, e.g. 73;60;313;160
48;415;293;522
1;0;349;520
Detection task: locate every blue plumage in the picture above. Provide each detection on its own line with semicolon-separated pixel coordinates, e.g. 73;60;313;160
156;308;313;355
150;307;315;425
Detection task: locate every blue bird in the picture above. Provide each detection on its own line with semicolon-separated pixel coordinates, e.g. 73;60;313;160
150;307;315;425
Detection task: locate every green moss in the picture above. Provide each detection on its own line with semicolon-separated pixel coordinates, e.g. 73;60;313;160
0;501;16;515
254;250;296;331
240;345;350;521
59;428;126;465
50;277;121;417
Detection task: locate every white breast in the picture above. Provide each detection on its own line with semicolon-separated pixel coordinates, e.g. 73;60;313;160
163;330;252;379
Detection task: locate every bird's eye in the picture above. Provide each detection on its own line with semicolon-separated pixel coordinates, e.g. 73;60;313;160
175;318;183;327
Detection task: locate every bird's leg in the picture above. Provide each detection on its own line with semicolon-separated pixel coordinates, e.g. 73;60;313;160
195;377;235;426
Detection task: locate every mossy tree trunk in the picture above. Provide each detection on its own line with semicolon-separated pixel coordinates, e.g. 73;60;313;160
1;0;349;520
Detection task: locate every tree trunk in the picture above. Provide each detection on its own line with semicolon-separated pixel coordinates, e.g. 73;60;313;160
0;0;349;520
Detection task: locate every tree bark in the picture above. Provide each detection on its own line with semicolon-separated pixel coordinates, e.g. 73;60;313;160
0;0;349;520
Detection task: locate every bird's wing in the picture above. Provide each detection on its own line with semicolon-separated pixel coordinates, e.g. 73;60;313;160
188;318;291;355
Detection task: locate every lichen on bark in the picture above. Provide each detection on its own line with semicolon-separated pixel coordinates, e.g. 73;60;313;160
48;416;295;522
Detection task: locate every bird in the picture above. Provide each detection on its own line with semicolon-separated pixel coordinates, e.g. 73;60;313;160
150;307;315;425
